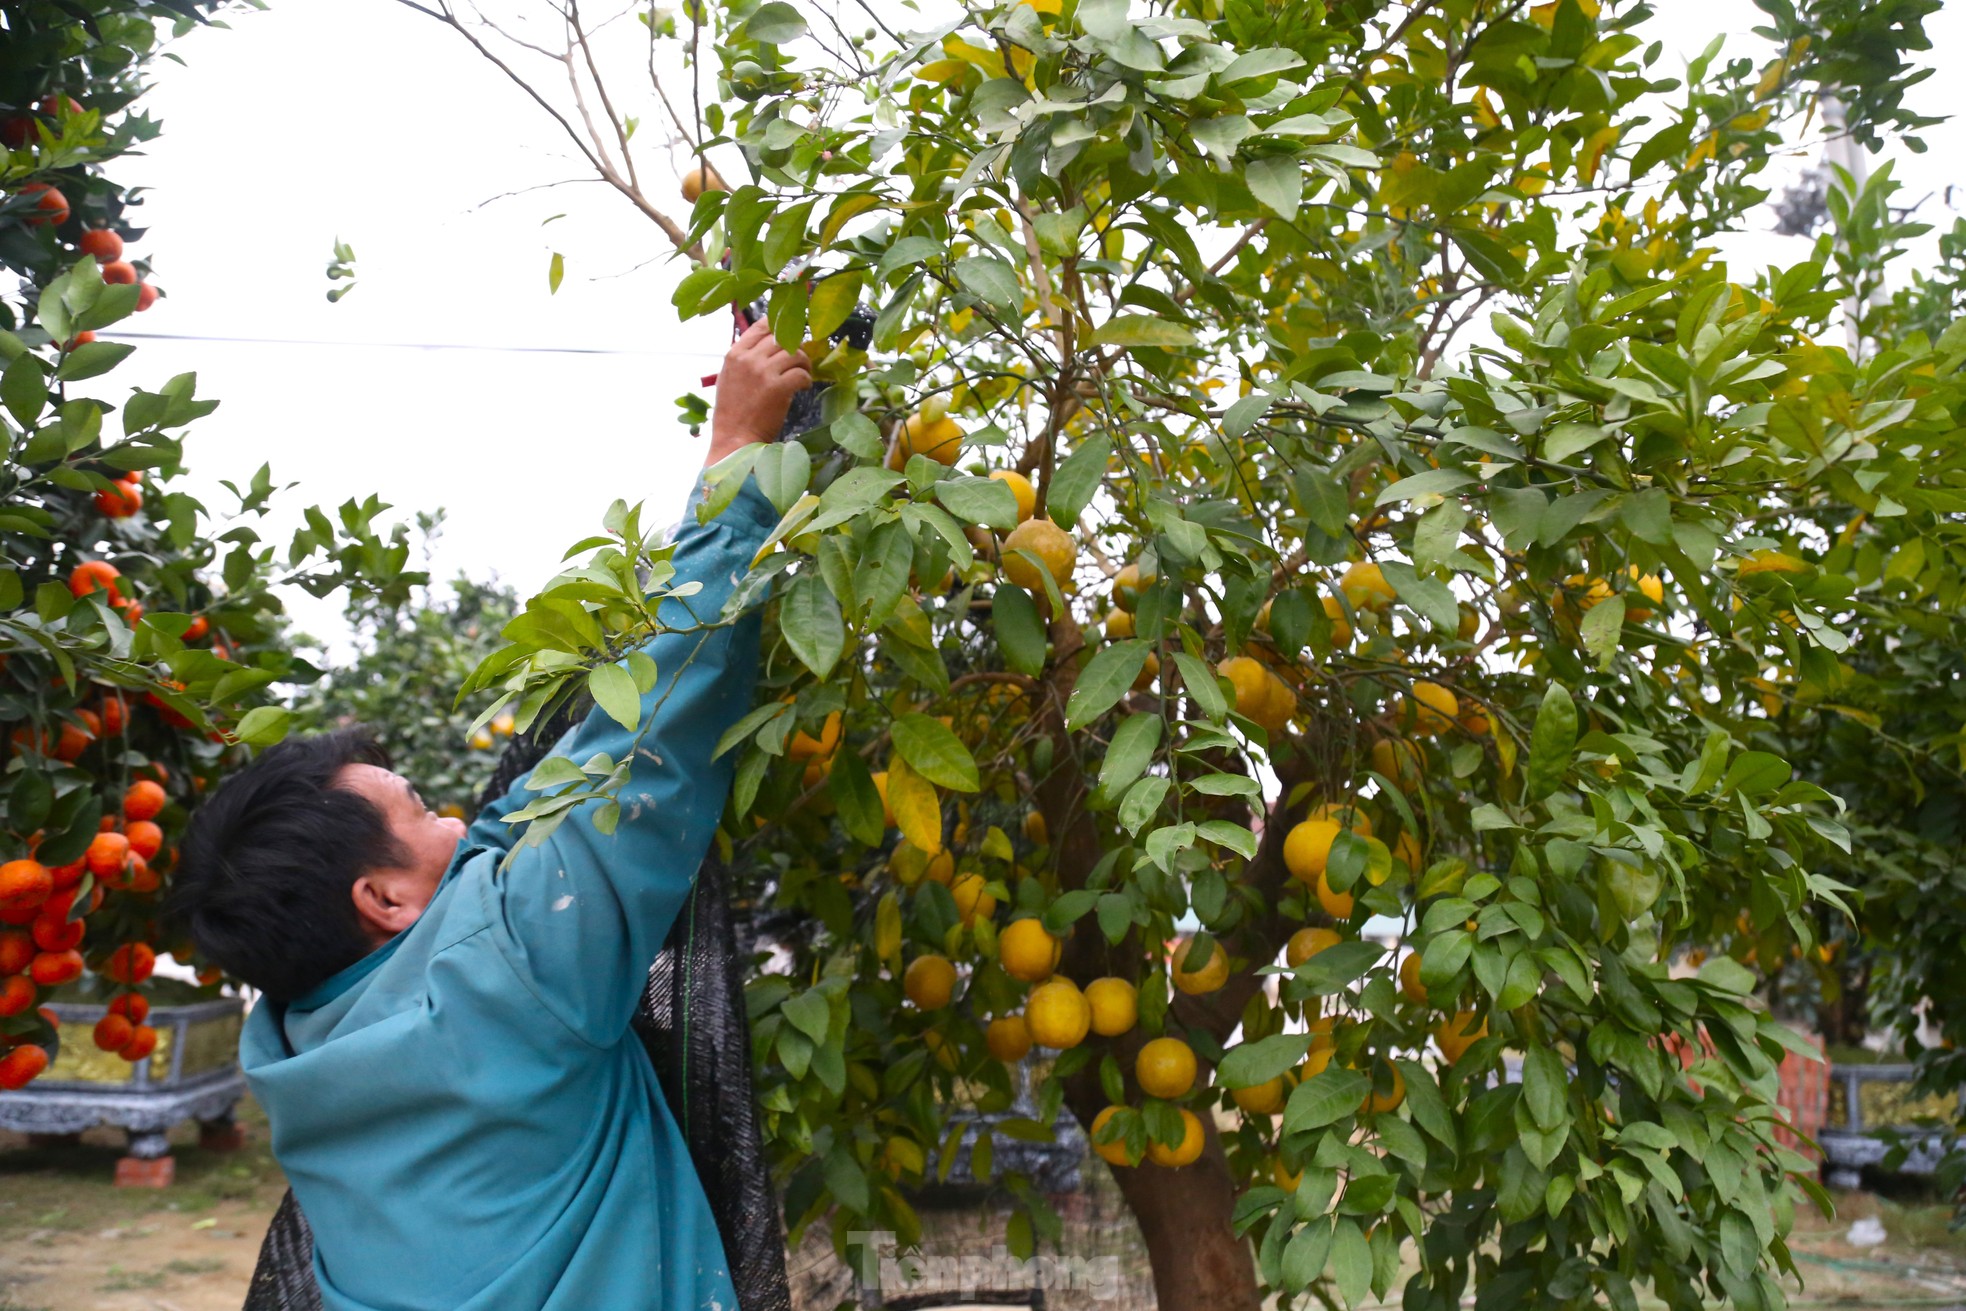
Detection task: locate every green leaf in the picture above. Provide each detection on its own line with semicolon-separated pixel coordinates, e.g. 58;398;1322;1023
1717;750;1791;797
1579;592;1624;669
809;270;864;340
588;663;642;732
993;585;1047;675
1084;314;1197;349
1283;1066;1369;1132
829;749;885;845
53;341;135;382
1066;640;1149;730
936;476;1020;531
753;441;812;515
548;251;565;294
955;256;1021;312
1219;1032;1313;1089
1098;714;1163;797
782;988;832;1045
1375;467;1474;507
1048;436;1111;523
1521;1046;1569;1131
1243;156;1302;221
235;705;292;748
1281;1218;1334;1294
746;1;808;44
891;712;980;791
1330;1217;1372;1306
1524;683;1577;801
780;574;847;678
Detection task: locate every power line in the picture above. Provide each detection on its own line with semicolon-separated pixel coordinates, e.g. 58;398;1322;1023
102;329;728;359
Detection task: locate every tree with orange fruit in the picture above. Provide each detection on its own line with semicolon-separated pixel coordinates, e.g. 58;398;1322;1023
416;0;1956;1308
1;0;425;1091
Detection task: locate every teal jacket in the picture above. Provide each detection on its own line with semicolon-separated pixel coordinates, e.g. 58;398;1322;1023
240;475;777;1311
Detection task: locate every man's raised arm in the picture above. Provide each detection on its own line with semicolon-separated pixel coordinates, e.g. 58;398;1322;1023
482;320;810;1043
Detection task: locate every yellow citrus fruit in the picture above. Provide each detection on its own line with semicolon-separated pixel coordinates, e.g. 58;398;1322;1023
1111;561;1150;611
924;849;956;885
1361;1062;1405;1114
951;873;997;926
998;917;1062;983
1316;871;1354;920
1171;938;1229;994
469;728;494;750
1084;976;1138;1036
1136;1036;1198;1099
1628;565;1664;620
922;1028;961;1071
986;1014;1033;1063
1145;1108;1205;1167
1002;518;1077;592
1392;829;1422;872
1307;1015;1335;1051
491;712;516;737
1460;706;1492;736
1298;1045;1337;1082
1311;802;1373;837
1369;738;1424;790
788;710;842;761
1090;1105;1134;1167
1249;671;1294;732
1457;604;1481;641
1232;1076;1286;1116
1219;656;1270;716
1273;1157;1302;1190
1436;1011;1487;1063
1399;951;1427;1004
904;954;957;1009
1286;927;1343;968
1022;809;1048;845
989;469;1037;521
1024;978;1092;1048
1406;681;1459;735
1104;609;1135;639
895;411;965;466
1322;594;1354;647
802;757;833;790
1134;650;1161;692
680;162;728;202
1283;819;1342;883
1339;561;1396;611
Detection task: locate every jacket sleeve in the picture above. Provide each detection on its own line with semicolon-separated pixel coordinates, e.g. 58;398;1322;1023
483;472;777;1044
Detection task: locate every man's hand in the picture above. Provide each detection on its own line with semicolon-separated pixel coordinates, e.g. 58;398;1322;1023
706;319;813;467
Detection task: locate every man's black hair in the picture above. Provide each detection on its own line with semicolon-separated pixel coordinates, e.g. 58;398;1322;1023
169;727;409;1002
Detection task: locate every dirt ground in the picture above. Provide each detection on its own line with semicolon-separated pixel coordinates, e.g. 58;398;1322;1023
8;1102;1966;1311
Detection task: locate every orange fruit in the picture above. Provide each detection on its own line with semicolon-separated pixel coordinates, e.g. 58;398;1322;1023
1085;977;1138;1036
0;860;52;914
86;832;130;878
104;941;155;985
123;780;166;821
1361;1062;1405;1114
31;910;82;953
680;162;728;202
30;948;82;986
950;873;997;926
1436;1011;1487;1063
1405;682;1459;735
1285;927;1342;968
1399;951;1427;1004
1282;819;1341;883
78;228;123;262
1145;1108;1205;1167
1232;1076;1287;1116
903;954;957;1009
1089;1105;1135;1167
99;260;138;285
1001;518;1076;592
998;917;1061;983
93;1013;134;1052
787;710;842;761
0;974;35;1017
894;412;965;466
985;1015;1032;1063
1171;937;1228;994
1024;977;1091;1048
1136;1036;1198;1098
108;992;149;1023
125;820;163;861
19;182;69;226
95;476;142;519
119;1024;158;1062
0;1044;49;1089
67;560;122;602
1315;871;1355;920
135;281;158;312
1338;561;1395;611
0;930;32;975
989;469;1037;521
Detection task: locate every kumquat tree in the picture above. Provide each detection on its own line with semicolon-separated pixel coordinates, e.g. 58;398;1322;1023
409;0;1959;1308
0;0;422;1091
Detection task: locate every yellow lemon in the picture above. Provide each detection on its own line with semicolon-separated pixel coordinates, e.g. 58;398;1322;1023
986;1015;1033;1063
469;728;494;751
491;712;516;737
924;849;956;885
1090;1105;1134;1166
788;710;842;761
904;954;957;1009
1002;518;1077;592
1399;951;1427;1004
1022;809;1048;845
1112;561;1151;611
1316;871;1354;920
1369;738;1424;791
1219;656;1270;717
1307;1015;1336;1051
1024;978;1092;1048
1273;1157;1302;1190
1406;681;1459;735
1457;604;1481;641
951;873;996;926
989;469;1037;521
1361;1062;1405;1114
1298;1045;1337;1081
998;917;1062;983
1310;802;1373;837
1436;1011;1487;1063
1285;927;1343;968
1339;561;1396;611
1145;1108;1205;1167
1136;1036;1198;1099
1133;650;1160;692
1171;937;1229;994
1251;671;1295;732
1392;829;1422;873
1322;594;1354;647
1105;609;1136;639
1232;1076;1286;1116
894;411;965;466
1085;976;1139;1036
1283;819;1342;883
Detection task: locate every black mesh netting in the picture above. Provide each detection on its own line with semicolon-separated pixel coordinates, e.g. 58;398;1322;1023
241;365;847;1311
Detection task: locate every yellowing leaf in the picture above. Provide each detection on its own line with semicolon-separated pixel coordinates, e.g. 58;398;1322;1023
887;755;944;854
1737;549;1811;576
942;36;1006;79
821;193;884;247
1578;126;1619;184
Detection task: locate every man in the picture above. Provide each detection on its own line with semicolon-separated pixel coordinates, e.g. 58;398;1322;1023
171;319;810;1311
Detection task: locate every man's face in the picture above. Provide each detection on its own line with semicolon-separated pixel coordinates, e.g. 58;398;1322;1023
336;763;469;938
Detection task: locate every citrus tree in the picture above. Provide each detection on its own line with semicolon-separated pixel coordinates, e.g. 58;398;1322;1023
0;0;422;1091
413;1;1957;1308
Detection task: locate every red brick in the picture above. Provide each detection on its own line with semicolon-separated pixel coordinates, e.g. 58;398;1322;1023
114;1154;175;1188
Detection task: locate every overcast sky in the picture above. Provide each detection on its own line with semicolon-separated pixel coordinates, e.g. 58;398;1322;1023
104;0;1965;653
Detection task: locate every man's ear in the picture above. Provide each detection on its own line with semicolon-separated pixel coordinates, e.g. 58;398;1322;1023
351;870;422;944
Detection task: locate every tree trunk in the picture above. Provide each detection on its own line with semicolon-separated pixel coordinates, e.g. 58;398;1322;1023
1095;1113;1263;1311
